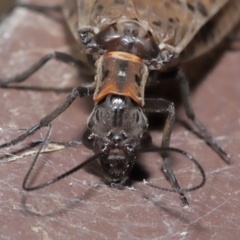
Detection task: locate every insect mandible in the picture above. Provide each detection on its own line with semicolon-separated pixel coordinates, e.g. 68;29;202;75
0;0;239;205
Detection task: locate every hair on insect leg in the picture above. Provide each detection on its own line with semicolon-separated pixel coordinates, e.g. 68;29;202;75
0;52;91;86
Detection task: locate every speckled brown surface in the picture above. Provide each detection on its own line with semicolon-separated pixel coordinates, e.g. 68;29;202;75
0;1;240;239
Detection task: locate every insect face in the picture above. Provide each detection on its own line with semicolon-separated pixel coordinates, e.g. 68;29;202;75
87;94;148;184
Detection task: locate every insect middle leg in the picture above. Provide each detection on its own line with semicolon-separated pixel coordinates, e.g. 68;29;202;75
0;52;91;86
144;98;188;206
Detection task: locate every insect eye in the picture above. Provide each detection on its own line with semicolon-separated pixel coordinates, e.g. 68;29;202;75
82;129;95;150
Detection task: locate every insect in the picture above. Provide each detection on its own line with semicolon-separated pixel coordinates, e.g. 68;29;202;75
0;0;239;205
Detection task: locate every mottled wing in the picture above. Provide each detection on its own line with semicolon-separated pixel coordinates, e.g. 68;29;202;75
62;1;239;62
181;0;240;60
63;1;228;39
62;0;94;69
165;0;228;54
130;0;228;55
62;0;79;42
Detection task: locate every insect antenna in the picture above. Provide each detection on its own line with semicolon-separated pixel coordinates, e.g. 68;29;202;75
138;146;206;205
0;124;41;149
22;124;101;191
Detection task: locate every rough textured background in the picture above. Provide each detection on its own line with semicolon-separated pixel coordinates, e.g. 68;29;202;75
0;1;240;239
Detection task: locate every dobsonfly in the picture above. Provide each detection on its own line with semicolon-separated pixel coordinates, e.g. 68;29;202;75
0;0;239;205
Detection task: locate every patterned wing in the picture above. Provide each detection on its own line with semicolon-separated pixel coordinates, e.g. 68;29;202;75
62;1;239;63
62;0;94;69
62;0;79;42
131;0;229;55
181;0;240;60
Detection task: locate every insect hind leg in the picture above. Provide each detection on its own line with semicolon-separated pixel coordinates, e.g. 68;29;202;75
0;52;91;86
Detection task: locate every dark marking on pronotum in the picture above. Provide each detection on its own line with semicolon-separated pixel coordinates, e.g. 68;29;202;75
135;74;141;87
118;60;128;91
101;67;109;82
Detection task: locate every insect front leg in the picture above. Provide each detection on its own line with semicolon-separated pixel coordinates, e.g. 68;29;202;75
0;84;95;148
0;52;91;86
178;70;231;162
144;98;188;206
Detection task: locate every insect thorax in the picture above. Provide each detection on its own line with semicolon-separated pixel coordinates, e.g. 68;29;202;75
94;51;148;106
78;20;178;70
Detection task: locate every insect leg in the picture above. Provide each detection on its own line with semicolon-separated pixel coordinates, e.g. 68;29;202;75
144;99;175;149
178;70;231;162
144;99;188;206
0;84;95;149
0;52;90;86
